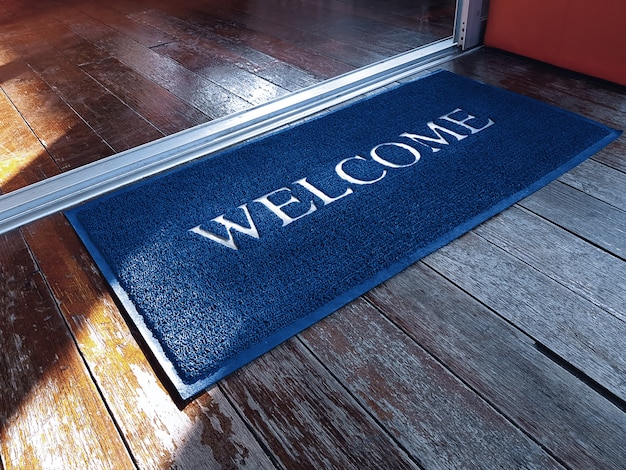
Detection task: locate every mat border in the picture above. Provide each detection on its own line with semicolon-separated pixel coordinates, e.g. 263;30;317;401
67;70;621;400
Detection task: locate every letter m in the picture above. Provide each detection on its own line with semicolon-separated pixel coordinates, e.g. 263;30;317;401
400;121;468;152
189;204;259;250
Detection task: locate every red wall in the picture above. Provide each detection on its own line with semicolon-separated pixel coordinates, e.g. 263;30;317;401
484;0;626;86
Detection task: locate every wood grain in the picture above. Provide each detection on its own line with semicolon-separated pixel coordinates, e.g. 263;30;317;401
151;41;289;107
127;5;329;91
558;158;626;211
424;230;626;402
593;145;626;173
299;298;563;469
211;0;397;62
0;84;60;193
79;56;211;136
366;262;626;469
69;0;175;48
520;181;626;260
1;1;624;467
0;228;134;469
5;15;164;153
221;337;420;470
40;3;253;120
301;0;455;33
173;3;359;77
474;205;626;322
0;41;114;172
22;214;275;469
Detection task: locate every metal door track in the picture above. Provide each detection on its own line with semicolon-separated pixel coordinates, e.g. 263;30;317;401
0;39;466;235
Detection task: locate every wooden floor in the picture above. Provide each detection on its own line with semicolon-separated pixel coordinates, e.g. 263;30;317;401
1;1;626;469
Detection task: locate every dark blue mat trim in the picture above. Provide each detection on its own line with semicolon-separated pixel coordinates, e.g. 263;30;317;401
67;70;620;399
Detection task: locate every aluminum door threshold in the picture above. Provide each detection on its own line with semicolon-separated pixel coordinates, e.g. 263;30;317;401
0;38;463;235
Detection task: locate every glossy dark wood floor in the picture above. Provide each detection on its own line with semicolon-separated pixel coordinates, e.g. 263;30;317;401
0;0;454;192
2;1;626;469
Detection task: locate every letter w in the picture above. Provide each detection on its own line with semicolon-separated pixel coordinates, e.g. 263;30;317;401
189;204;259;250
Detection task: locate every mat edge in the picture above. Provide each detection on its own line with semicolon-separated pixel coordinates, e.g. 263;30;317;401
65;73;622;401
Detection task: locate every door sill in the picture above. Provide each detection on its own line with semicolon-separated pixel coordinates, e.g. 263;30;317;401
0;38;466;234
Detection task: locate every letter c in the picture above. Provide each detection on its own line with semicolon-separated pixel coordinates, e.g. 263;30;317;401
335;156;387;185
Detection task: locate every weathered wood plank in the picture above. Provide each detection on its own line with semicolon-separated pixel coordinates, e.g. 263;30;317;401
22;214;275;470
557;158;626;211
39;2;252;120
68;0;175;48
298;298;563;469
221;338;421;469
128;1;296;104
2;5;206;156
80;3;286;105
365;262;626;469
473;205;626;322
1;5;624;468
79;56;210;136
3;15;164;154
301;0;454;34
203;0;389;68
520;181;626;260
126;5;331;91
0;39;114;172
225;0;415;56
151;41;288;107
444;51;626;130
424;230;626;401
174;6;356;78
0;229;134;469
593;145;626;173
0;85;60;193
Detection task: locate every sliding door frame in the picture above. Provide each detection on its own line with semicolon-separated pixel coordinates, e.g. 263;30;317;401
456;0;490;50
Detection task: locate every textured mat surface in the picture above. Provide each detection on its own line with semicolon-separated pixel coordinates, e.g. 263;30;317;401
67;70;620;399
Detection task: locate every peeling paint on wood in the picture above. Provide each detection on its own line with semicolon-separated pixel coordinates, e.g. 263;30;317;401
367;261;626;469
300;298;563;469
0;229;134;469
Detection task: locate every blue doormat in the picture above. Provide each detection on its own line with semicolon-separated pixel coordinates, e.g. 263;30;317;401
67;70;620;399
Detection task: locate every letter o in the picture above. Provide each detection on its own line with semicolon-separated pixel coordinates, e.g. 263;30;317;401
370;142;421;168
336;156;387;185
